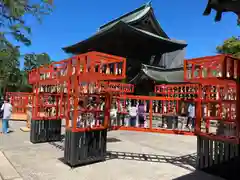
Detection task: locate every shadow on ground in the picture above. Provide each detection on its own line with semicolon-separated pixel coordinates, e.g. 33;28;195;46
50;136;237;179
0;130;14;134
48;134;240;180
48;135;196;172
106;151;196;171
171;171;223;180
48;135;121;152
202;157;240;180
58;134;121;143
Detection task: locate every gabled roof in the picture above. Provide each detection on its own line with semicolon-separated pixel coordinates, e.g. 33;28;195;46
98;2;169;38
99;2;151;30
63;22;187;58
130;64;185;83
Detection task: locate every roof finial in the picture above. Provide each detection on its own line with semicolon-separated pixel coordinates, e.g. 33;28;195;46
146;1;152;7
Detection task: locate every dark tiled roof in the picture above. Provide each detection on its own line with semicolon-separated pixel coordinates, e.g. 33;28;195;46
63;22;187;56
99;2;152;32
63;2;178;54
98;2;169;38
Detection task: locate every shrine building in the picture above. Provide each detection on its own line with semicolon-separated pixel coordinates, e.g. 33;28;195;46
63;2;187;95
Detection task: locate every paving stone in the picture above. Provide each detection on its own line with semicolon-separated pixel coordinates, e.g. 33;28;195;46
0;152;21;180
0;121;225;180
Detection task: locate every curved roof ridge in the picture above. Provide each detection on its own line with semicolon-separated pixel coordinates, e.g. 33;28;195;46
98;2;152;31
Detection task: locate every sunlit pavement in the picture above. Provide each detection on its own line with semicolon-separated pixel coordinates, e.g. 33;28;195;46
0;121;224;180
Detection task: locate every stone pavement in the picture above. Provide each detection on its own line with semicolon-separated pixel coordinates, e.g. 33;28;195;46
0;151;22;180
0;121;225;180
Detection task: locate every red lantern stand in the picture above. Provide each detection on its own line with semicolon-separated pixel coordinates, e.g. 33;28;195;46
28;61;67;143
184;55;240;173
61;51;127;167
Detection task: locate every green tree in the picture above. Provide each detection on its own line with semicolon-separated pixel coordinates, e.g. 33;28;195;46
2;52;53;94
19;52;53;92
24;53;52;71
0;0;53;47
16;71;32;92
0;0;53;96
0;35;21;96
216;36;240;58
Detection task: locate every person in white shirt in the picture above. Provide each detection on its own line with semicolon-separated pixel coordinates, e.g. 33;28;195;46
110;100;118;127
1;98;12;134
129;101;137;127
186;103;195;131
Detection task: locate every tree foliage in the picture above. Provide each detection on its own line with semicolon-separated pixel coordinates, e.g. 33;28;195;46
24;52;52;71
18;52;52;93
0;0;53;47
0;0;53;96
0;34;21;96
0;51;52;96
216;36;240;58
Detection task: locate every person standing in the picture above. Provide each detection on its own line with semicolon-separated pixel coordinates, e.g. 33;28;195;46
138;102;145;127
110;100;118;127
26;101;32;129
178;101;187;130
186;103;195;131
1;98;12;134
129;102;137;127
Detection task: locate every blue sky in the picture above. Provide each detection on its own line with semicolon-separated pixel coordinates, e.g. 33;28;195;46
18;0;239;67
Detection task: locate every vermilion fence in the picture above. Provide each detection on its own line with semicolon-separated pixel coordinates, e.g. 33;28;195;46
6;92;33;114
109;95;194;135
